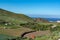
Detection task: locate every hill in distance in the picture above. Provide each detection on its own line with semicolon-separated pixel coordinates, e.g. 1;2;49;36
34;18;49;23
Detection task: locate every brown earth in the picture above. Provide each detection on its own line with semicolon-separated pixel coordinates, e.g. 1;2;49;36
0;27;33;37
34;18;49;23
24;30;51;38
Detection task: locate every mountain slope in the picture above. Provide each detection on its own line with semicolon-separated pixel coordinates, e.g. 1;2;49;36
34;18;49;23
0;8;34;25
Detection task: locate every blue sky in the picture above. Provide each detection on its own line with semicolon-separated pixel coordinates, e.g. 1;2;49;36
0;0;60;18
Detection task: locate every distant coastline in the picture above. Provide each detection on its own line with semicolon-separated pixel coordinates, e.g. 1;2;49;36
32;17;60;22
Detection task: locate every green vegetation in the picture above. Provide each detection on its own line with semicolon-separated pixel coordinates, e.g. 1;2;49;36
0;34;15;40
0;9;60;40
20;22;53;31
0;8;34;25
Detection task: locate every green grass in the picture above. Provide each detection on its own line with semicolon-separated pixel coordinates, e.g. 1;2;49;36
0;8;34;23
34;31;59;40
0;34;15;40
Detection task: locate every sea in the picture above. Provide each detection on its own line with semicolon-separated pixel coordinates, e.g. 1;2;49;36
33;17;60;22
44;18;60;22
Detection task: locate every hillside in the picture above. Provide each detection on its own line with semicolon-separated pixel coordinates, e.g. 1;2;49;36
0;8;33;37
0;8;34;25
0;8;49;24
0;8;60;40
34;18;49;23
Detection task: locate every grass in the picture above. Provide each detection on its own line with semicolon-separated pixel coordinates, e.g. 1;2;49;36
34;31;59;40
0;8;34;23
0;34;15;40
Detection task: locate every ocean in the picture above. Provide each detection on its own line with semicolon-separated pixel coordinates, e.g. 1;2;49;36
43;18;60;22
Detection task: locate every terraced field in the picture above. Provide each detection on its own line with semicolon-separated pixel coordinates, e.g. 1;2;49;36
0;27;33;37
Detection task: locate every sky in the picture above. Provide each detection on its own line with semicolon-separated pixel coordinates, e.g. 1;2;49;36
0;0;60;18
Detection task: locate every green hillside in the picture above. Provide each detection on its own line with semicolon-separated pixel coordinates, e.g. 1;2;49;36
0;8;60;40
0;8;34;25
0;8;33;38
